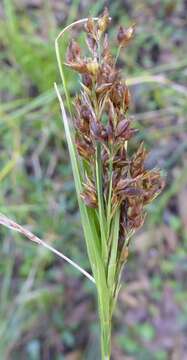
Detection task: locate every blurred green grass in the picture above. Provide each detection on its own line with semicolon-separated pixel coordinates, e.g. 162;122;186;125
0;0;187;359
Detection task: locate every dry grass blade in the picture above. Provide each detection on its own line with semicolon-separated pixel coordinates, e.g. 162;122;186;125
0;213;95;283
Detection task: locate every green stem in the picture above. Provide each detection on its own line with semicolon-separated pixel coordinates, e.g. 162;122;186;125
98;294;112;360
101;319;111;360
106;146;113;240
114;45;122;65
95;142;108;262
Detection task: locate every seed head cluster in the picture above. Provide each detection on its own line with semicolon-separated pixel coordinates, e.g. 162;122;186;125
65;9;164;255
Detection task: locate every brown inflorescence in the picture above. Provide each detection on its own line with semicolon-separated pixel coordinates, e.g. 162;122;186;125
65;8;164;257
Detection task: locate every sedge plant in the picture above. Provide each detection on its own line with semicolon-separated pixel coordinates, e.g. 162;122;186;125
54;9;164;360
0;9;164;360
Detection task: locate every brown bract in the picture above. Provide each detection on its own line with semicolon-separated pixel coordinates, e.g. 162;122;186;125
80;176;97;208
117;24;135;47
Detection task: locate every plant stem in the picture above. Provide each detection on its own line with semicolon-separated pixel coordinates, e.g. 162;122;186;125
98;287;113;360
95;142;108;262
100;309;112;360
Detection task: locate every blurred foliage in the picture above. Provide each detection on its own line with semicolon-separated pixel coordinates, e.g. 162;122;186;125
0;0;187;359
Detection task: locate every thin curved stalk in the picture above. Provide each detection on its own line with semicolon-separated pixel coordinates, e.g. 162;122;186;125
55;17;99;115
0;213;95;284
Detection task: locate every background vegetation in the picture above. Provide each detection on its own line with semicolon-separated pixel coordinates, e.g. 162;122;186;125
0;0;187;359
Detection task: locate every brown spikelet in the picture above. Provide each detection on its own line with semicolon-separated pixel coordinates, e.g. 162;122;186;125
117;24;135;47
